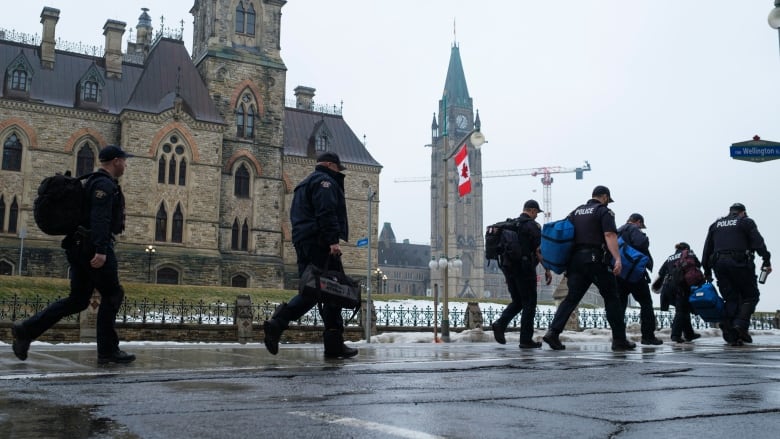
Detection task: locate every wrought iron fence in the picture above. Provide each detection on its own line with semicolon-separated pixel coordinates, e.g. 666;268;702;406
0;295;776;331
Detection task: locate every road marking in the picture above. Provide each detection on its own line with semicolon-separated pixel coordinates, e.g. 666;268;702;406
289;410;446;439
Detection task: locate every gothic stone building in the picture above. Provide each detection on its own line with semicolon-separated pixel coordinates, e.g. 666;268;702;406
0;2;381;287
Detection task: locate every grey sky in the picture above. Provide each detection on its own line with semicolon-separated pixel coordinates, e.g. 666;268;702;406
7;1;780;311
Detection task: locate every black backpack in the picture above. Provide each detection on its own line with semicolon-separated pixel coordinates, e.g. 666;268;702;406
33;171;98;235
485;217;531;267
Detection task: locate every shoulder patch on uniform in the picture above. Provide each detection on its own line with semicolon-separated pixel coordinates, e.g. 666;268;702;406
94;190;107;199
320;181;331;188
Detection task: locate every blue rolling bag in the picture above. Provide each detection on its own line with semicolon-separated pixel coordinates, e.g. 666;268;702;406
688;282;724;323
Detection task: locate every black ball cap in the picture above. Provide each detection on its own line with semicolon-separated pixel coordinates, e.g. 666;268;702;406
523;199;543;212
592;185;614;203
316;151;346;170
729;202;746;212
99;145;132;162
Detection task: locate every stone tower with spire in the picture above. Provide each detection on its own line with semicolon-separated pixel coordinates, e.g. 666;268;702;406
430;43;485;299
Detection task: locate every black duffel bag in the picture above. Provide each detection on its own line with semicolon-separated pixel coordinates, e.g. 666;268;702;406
299;256;361;309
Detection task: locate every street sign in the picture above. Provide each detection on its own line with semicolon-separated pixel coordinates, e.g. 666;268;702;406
730;136;780;163
356;237;369;247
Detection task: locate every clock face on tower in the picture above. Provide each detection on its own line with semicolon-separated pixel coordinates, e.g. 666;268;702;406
455;114;468;130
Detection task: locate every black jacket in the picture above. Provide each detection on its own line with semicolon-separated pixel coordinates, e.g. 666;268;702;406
702;213;770;271
617;222;654;271
290;165;349;246
84;169;125;254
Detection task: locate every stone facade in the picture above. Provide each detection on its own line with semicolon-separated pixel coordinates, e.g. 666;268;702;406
0;3;380;289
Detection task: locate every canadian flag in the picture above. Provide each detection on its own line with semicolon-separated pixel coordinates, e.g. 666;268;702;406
454;144;471;197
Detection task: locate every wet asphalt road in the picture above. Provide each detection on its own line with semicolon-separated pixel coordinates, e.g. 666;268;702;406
1;334;780;439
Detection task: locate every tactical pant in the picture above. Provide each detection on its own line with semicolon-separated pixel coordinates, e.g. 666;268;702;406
549;249;628;340
272;240;345;344
671;293;695;339
616;276;657;339
19;238;124;357
495;266;538;343
713;258;760;330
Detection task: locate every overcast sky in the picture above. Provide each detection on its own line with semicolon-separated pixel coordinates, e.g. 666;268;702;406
6;1;780;311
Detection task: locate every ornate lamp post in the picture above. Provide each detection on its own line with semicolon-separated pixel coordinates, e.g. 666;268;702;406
145;245;156;283
373;268;384;295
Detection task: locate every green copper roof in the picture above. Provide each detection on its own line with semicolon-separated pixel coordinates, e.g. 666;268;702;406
443;44;471;107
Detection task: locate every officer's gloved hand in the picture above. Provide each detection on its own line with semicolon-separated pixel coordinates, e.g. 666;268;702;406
704;270;713;283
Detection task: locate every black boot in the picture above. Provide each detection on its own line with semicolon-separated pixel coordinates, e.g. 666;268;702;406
263;303;289;355
11;322;32;361
543;330;565;350
611;338;637;351
491;321;506;345
323;329;358;359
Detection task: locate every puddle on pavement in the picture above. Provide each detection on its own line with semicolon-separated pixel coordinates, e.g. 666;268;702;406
0;398;138;438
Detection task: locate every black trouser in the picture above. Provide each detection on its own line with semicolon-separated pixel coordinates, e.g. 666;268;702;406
713;257;760;330
21;240;124;357
495;265;537;343
274;240;344;347
671;292;695;339
616;276;657;339
549;249;627;339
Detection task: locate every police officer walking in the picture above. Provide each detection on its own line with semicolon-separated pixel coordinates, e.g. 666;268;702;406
263;152;357;359
702;203;771;346
543;186;636;351
653;242;702;343
12;145;135;364
491;200;552;349
616;213;663;345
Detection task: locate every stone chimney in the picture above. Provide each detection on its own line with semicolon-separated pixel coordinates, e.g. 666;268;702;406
103;20;126;79
39;7;60;70
294;86;316;110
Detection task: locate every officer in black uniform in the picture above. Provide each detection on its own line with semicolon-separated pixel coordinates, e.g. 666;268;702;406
615;213;662;345
263;151;357;359
12;145;135;364
543;186;636;351
702;203;771;346
653;242;701;343
491;200;552;349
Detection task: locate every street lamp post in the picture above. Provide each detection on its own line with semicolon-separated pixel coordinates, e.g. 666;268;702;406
437;124;486;342
145;245;156;283
373;268;384;295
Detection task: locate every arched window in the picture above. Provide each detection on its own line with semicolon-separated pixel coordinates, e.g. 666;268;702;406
168;155;177;185
0;195;5;232
172;204;184;243
231;274;248;288
234;164;250;198
83;81;99;102
236;106;244;137
158;156;166;183
241;219;249;251
179;159;187;186
11;70;27;91
76;142;95;177
0;260;13;275
246;3;256;36
2;133;22;171
231;218;239;250
235;92;258;139
158;135;188;186
156;267;180;285
235;2;245;33
246;105;255;139
155;204;167;241
8;197;18;234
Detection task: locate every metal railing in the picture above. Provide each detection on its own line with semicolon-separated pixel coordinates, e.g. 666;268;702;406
1;294;776;331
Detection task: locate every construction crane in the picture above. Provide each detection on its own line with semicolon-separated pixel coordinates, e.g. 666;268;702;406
395;161;591;222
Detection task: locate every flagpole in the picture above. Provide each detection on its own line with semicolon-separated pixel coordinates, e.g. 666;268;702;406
440;124;485;342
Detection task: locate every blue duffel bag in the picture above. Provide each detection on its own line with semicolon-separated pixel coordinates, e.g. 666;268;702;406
688;282;724;323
